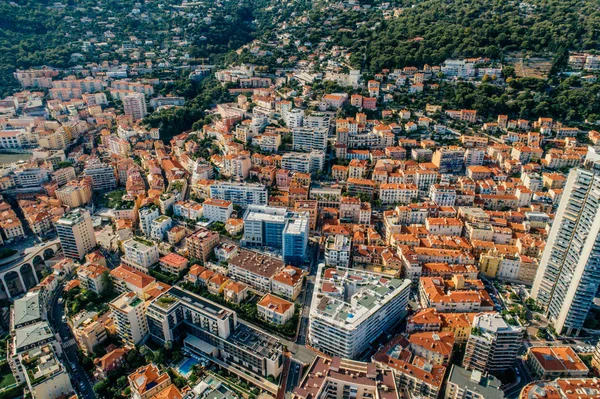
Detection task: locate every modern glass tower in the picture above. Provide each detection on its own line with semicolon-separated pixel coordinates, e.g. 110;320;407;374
531;154;600;336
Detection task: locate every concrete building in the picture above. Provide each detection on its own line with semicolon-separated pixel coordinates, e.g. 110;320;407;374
150;215;172;241
445;365;504;399
324;235;352;267
257;294;294;325
128;363;170;399
123;92;147;120
145;287;284;381
122;237;160;272
309;264;411;359
55;208;97;260
462;313;522;375
526;346;588;379
281;151;325;174
228;249;284;293
242;205;287;249
110;292;148;345
531;161;600;336
282;212;309;266
432;146;465;174
55;183;92;209
138;206;160;237
202;198;233;223
292;356;399;399
292;127;328;152
210;182;268;208
186;228;220;263
20;345;73;399
84;160;117;191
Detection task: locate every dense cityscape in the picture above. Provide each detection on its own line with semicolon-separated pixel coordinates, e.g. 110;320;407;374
0;1;600;399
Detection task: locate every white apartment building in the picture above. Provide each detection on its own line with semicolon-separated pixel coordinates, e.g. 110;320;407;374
55;208;97;260
84;160;117;191
110;292;148;345
532;160;600;336
292;127;328;152
138;206;160;236
281;151;325;174
462;313;522;374
309;264;411;359
284;108;304;128
379;183;418;205
0;129;27;149
429;185;457;207
202;198;233;223
122;237;160;272
209;182;268;208
150;215;172;241
324;235;351;267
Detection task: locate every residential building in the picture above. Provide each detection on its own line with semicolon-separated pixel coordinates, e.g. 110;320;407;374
525;346;588;379
462;313;522;374
150;215;172;241
281;151;325;174
432;146;465;174
531;160;600;335
55;208;97;260
202;198;233;223
445;365;504;399
309;264;411;359
210;182;268;208
228;249;284;292
257;294;294;325
186;228;220;263
55;181;92;209
138;206;160;237
271;265;304;300
292;127;328;152
159;253;188;275
293;356;399;399
94;347;129;379
128;363;170;399
110;292;149;346
324;235;352;268
122;237;160;272
518;379;600;399
145;287;284;380
84;160;117;192
123;92;147;120
77;263;109;294
19;345;73;399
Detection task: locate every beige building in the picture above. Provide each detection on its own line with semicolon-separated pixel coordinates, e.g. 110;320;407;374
526;346;588;380
55;208;97;260
110;292;148;345
257;294;294;325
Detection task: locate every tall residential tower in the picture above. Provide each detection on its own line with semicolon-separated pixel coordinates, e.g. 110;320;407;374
531;152;600;335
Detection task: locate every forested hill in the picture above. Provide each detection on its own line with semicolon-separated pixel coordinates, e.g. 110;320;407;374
0;0;308;96
362;0;600;71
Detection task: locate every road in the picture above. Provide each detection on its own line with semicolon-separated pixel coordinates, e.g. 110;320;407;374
296;242;320;346
504;358;533;399
48;279;97;399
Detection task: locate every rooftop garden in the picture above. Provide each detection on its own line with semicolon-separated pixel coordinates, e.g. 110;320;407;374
133;236;155;247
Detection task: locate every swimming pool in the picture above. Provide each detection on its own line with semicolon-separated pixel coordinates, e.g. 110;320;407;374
176;357;199;378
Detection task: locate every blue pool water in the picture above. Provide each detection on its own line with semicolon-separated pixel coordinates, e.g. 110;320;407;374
177;357;199;377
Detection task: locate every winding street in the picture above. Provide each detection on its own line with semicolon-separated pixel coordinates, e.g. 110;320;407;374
47;278;97;399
